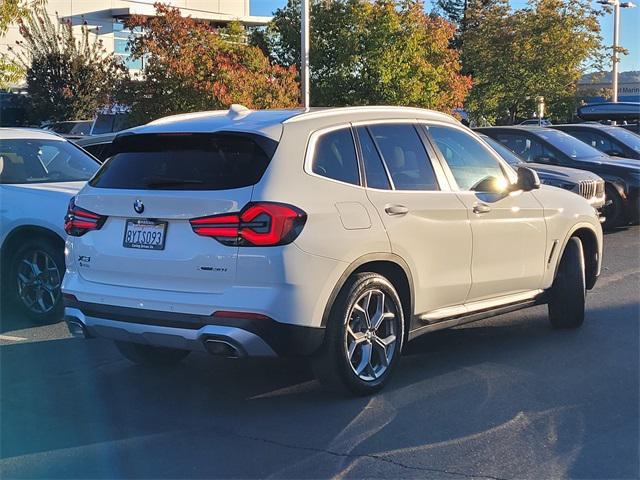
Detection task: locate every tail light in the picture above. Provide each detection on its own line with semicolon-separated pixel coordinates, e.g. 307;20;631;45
64;197;106;236
190;202;306;247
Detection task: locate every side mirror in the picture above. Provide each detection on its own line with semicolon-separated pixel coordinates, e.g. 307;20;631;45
514;166;540;192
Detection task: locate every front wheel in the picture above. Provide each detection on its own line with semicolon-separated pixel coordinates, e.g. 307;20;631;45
603;184;625;230
115;341;190;366
313;273;405;396
548;237;586;329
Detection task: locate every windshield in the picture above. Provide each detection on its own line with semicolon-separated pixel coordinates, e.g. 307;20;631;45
0;138;99;184
536;129;603;158
606;127;640;153
481;135;524;166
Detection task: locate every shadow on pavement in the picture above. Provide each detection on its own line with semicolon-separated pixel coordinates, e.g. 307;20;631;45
1;301;638;479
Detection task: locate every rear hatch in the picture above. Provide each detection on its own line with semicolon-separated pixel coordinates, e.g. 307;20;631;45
72;132;276;293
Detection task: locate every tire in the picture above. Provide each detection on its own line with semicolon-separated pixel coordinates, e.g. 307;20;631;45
312;272;405;396
7;237;64;323
548;237;586;329
603;184;625;230
115;341;190;367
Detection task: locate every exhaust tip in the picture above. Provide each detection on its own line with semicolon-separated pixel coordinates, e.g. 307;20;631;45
65;318;88;338
204;339;242;359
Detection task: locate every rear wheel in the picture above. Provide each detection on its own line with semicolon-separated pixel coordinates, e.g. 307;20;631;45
115;341;190;366
313;273;404;396
548;237;585;329
603;184;625;230
7;237;64;323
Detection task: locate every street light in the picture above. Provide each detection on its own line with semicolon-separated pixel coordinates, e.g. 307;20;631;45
301;0;310;109
598;0;636;103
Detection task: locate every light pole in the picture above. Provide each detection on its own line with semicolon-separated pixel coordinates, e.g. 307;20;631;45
598;0;636;103
301;0;310;109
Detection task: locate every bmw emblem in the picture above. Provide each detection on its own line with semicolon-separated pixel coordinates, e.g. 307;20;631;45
134;199;144;214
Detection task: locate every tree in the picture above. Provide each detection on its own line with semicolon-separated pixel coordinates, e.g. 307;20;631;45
118;4;300;124
0;0;45;90
462;0;604;124
10;10;126;122
265;0;471;111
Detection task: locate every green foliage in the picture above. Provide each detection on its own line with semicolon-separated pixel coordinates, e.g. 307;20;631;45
117;4;300;125
266;0;471;111
0;0;44;35
462;0;605;124
11;11;127;123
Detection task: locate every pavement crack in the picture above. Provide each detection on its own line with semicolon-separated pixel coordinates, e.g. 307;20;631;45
231;429;509;480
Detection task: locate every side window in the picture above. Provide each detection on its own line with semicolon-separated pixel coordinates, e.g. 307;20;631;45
356;127;391;190
429;126;507;192
571;130;624;156
368;124;438;191
495;133;546;163
312;127;360;186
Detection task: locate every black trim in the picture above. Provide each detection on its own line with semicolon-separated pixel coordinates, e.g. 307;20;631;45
320;253;415;328
64;298;324;357
408;292;549;341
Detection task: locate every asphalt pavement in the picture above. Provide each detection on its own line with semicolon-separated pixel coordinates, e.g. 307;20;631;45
1;227;638;479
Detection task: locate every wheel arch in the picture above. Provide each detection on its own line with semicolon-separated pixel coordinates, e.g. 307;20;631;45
1;225;65;274
320;253;414;336
554;225;601;291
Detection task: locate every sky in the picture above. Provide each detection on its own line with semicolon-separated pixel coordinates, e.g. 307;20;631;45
250;0;640;72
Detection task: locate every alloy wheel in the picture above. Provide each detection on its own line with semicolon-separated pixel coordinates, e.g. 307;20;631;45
345;289;398;382
16;249;61;314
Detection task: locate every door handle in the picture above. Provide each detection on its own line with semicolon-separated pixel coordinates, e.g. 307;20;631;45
473;203;491;214
384;204;409;216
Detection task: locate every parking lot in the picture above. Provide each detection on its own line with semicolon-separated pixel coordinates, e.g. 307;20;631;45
1;226;638;479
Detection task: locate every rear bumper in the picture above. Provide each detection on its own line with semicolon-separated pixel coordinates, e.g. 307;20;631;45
64;299;325;357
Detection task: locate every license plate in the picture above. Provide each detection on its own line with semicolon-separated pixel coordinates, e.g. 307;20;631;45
123;219;167;250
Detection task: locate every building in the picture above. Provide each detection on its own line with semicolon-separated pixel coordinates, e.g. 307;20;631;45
578;71;640;103
1;0;271;76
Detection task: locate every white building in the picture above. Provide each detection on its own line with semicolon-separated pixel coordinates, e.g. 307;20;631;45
1;0;271;73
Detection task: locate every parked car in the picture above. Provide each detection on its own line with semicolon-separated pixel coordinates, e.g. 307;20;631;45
63;106;603;395
551;124;640;160
577;102;640;123
0;128;100;322
478;133;606;214
42;120;93;139
476;126;640;229
520;118;552;126
74;133;118;162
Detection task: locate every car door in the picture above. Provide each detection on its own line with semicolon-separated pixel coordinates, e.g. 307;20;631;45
426;124;547;302
564;129;627;158
354;122;472;317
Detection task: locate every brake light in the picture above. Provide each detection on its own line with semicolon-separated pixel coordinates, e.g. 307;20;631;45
64;197;106;236
190;202;306;247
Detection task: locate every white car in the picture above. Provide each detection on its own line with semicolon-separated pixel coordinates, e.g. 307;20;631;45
62;106;603;395
0;128;99;322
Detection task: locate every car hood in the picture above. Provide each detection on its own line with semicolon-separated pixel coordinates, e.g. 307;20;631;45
525;163;601;182
576;156;640;171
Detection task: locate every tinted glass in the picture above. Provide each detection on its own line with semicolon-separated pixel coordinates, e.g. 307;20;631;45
90;133;275;190
356;127;390;190
429;126;506;191
604;127;640;153
84;142;116;162
492;132;557;163
312;128;360;186
368;124;438;191
535;129;602;158
481;135;524;166
0;139;98;184
569;130;624;156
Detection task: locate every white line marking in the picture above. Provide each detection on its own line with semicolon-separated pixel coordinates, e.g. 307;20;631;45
0;334;27;342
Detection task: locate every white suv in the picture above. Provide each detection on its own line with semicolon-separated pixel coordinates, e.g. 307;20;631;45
63;106;603;395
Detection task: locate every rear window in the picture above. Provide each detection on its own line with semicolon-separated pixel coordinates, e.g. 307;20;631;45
89;132;277;190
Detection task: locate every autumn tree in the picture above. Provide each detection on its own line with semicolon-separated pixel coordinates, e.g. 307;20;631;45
118;4;300;124
265;0;471;111
462;0;604;124
10;10;126;122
